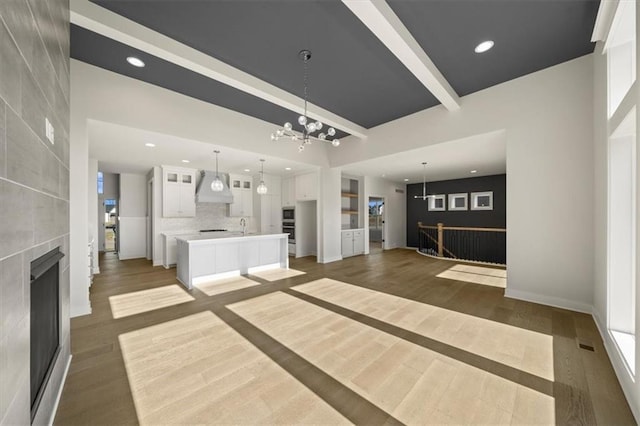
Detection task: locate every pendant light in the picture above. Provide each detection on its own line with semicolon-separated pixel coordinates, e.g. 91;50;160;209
414;162;429;200
256;159;268;195
210;150;224;192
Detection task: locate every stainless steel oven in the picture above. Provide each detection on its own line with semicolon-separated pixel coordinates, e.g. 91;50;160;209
282;225;295;243
282;207;295;223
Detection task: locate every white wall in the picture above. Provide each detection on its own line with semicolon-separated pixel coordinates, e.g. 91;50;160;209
118;173;147;260
70;98;91;317
363;176;407;251
318;167;342;263
335;55;595;312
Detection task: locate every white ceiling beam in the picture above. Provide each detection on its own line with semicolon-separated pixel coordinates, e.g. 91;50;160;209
591;0;619;43
342;0;460;111
70;0;368;140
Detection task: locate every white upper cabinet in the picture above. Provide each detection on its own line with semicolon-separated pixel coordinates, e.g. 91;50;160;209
295;172;318;201
162;166;196;217
282;177;295;207
228;174;253;217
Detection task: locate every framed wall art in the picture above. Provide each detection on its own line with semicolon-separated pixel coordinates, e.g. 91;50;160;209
428;194;446;211
471;191;493;210
448;193;468;211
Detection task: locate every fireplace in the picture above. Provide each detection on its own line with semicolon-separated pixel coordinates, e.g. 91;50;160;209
30;247;64;421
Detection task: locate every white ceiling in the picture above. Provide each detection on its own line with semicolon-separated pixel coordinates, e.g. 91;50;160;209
341;130;506;183
89;119;505;183
88;120;318;177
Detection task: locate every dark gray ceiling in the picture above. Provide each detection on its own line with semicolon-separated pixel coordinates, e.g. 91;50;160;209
70;25;350;139
73;0;599;132
88;0;440;129
386;0;600;96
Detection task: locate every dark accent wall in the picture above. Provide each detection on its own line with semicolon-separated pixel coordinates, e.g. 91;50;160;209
0;0;70;424
406;174;506;247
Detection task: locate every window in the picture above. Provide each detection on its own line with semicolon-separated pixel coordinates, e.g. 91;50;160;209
97;171;104;194
605;1;637;375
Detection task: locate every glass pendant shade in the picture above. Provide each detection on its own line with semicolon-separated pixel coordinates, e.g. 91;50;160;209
257;181;268;195
210;177;224;192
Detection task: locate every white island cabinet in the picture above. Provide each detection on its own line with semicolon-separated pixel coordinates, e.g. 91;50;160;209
175;233;289;289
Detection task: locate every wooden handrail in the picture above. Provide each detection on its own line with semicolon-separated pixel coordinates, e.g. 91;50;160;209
418;221;505;261
418;222;506;232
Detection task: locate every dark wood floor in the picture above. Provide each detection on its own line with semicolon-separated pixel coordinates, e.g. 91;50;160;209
54;249;636;425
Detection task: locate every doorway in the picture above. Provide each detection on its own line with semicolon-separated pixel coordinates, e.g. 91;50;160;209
104;199;118;252
369;197;384;254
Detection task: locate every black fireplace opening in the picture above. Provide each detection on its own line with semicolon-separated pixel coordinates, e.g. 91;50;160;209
30;247;64;421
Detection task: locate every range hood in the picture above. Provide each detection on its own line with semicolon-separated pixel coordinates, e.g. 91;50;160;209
196;170;234;203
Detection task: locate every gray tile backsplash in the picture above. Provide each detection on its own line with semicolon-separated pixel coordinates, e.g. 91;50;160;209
0;0;70;424
161;203;258;234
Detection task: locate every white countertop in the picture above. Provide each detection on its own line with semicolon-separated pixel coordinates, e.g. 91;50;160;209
176;232;288;244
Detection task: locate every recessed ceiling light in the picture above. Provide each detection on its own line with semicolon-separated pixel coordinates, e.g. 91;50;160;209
126;56;145;67
470;170;478;174
474;40;494;53
285;167;292;171
182;160;190;163
244;169;251;172
404;178;409;182
145;143;155;147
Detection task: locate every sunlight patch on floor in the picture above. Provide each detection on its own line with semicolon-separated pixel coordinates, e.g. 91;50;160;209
293;278;553;382
118;311;349;425
250;268;306;282
228;291;555;425
437;264;507;288
108;285;194;319
194;275;261;297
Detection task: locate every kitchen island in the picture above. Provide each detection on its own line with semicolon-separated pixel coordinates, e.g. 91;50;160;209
175;233;289;290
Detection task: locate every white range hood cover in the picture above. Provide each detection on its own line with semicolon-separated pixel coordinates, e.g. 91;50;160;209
195;170;234;203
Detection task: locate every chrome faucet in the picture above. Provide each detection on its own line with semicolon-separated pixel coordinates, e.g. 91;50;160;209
240;217;247;236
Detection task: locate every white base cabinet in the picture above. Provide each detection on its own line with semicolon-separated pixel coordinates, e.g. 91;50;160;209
341;229;364;257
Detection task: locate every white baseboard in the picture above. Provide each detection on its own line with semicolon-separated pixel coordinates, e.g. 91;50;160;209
504;288;593;314
92;266;100;274
48;354;72;426
320;256;342;264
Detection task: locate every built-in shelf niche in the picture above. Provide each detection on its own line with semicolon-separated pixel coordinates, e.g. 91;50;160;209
341;177;360;229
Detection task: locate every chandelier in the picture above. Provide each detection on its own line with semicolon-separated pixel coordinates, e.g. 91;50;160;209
414;162;431;200
270;50;340;152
